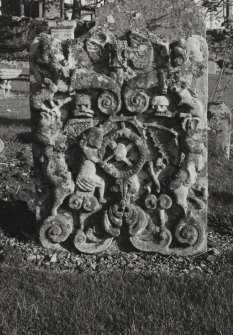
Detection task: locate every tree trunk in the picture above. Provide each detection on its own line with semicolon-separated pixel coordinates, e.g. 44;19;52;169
60;0;64;19
43;0;50;17
20;0;25;16
72;0;81;19
39;0;43;17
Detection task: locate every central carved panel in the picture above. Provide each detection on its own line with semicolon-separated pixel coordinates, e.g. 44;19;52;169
30;26;208;255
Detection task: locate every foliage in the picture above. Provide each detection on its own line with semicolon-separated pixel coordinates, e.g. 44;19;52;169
0;17;48;60
207;29;233;69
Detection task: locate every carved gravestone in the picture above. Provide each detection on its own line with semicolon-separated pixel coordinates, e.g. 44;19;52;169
208;102;232;159
30;6;208;255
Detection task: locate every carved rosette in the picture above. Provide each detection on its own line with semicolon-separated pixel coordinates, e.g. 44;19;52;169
124;89;150;114
30;20;208;255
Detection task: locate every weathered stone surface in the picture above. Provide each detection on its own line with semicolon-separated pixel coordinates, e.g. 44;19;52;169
208;102;232;159
96;0;205;40
30;6;208;256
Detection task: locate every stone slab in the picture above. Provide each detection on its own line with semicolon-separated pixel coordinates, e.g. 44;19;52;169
48;20;77;28
50;27;75;40
30;2;208;256
208;61;217;74
49;20;76;40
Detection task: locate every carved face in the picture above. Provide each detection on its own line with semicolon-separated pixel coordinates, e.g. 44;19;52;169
73;95;94;118
151;96;170;113
87;128;104;149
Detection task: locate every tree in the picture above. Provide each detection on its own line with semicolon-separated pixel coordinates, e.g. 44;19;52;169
72;0;81;19
201;0;233;28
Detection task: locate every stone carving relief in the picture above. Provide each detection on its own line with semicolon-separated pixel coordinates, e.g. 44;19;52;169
30;25;208;255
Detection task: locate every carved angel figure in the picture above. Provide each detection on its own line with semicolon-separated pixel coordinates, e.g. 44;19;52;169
31;77;58;113
76;127;106;204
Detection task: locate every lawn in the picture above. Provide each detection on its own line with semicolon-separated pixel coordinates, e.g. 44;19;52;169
0;266;233;335
0;73;233;334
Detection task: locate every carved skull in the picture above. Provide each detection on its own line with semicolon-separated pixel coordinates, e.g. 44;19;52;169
73;94;94;118
151;96;170;116
114;143;132;166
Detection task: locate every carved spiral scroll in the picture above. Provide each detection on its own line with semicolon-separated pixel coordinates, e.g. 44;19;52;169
130;228;172;252
175;215;202;246
69;194;99;212
83;196;99;212
145;194;158;210
158;194;172;210
39;212;73;250
69;194;83;210
98;91;120;115
73;229;113;254
124;89;150;114
102;211;121;237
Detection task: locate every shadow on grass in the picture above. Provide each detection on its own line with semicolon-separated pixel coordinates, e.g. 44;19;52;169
0;116;30;127
211;191;233;204
0;199;36;241
17;131;33;143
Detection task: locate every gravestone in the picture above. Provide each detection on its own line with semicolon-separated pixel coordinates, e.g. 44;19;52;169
48;20;77;40
0;68;22;99
30;1;208;255
208;61;217;75
208;102;232;159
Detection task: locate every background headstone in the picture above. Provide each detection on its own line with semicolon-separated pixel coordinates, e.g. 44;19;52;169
48;20;77;40
208;102;232;159
208;61;217;75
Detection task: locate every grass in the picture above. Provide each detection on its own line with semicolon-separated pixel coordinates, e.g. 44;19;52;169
0;266;232;335
0;75;233;334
